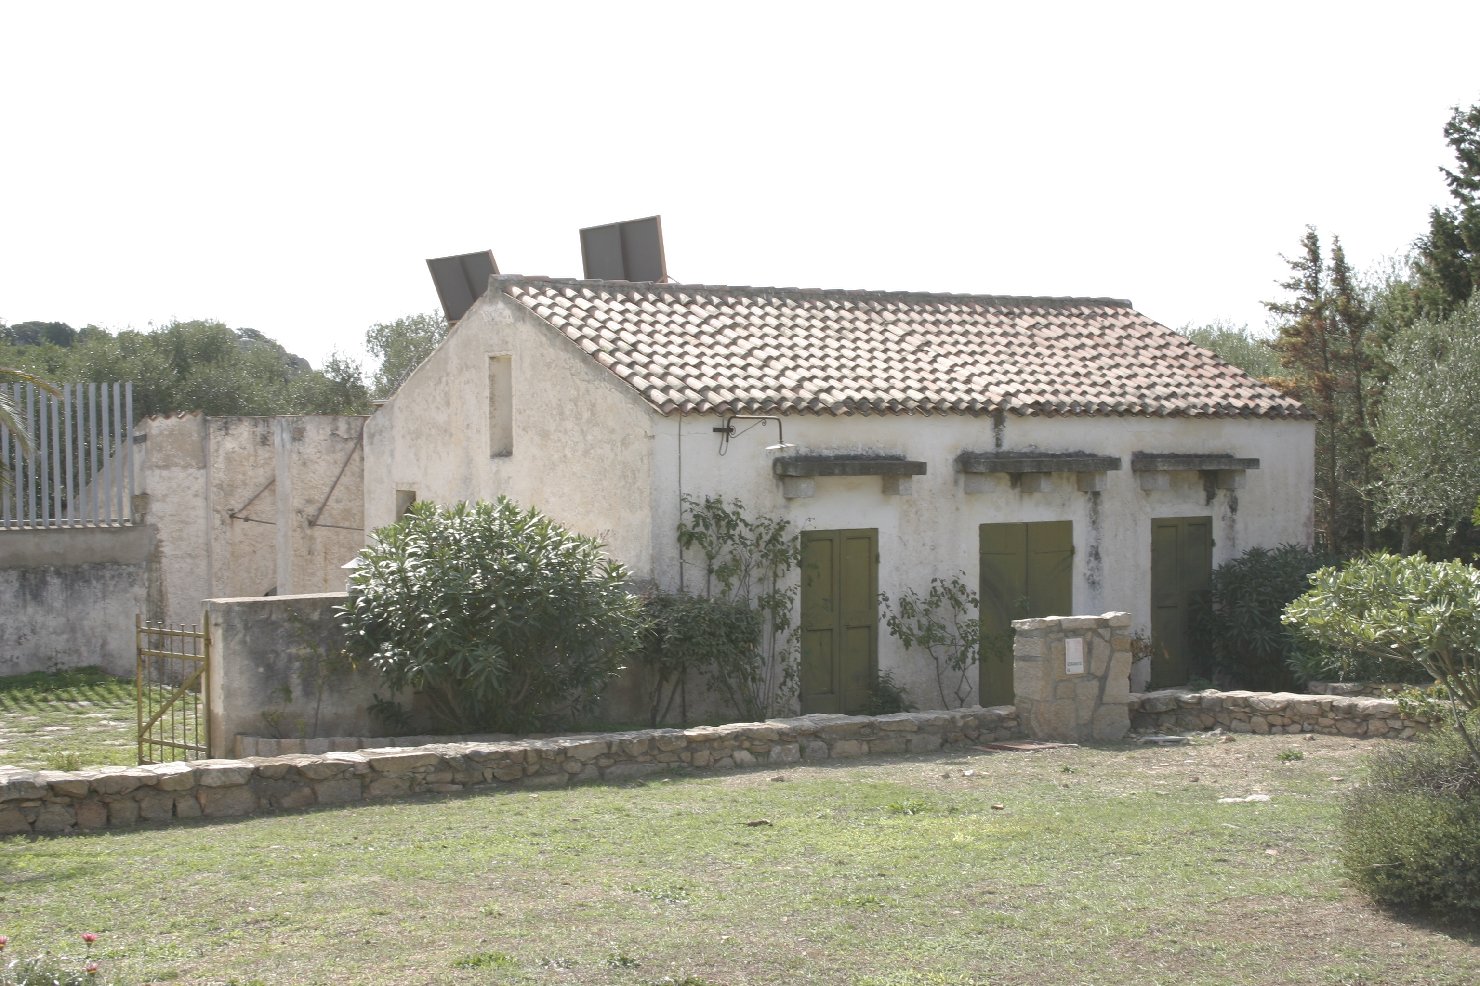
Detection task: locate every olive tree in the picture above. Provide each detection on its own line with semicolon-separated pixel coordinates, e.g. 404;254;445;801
338;498;643;733
1283;552;1480;765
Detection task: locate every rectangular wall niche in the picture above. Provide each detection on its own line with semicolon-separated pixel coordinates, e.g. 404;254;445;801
488;355;513;457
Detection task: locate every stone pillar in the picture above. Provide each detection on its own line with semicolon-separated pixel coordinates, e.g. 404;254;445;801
1013;612;1132;742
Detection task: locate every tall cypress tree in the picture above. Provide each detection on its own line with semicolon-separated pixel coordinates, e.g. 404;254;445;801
1329;238;1376;549
1267;228;1342;548
1414;103;1480;317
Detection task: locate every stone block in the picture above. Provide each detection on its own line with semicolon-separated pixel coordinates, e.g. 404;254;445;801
1103;612;1133;628
0;807;30;835
1059;616;1105;631
1014;635;1047;658
1014;664;1044;698
520;772;568;789
907;732;944;754
273;785;318;810
604;761;664;782
74;800;108;830
314;778;363;805
868;737;910;755
173;794;202;819
296;758;353;782
32;804;75;834
198;785;258;817
362;750;441;772
366;776;412;798
875;714;920;732
491;764;525;782
38;771;90;799
652;731;688;752
152;763;201;791
732;750;757;767
830;739;866;758
617;736;652;757
881;474;913;496
558;739;610;761
90;767;158;797
195;762;256;787
137;790;176;822
107;798;141;826
770;742;801;763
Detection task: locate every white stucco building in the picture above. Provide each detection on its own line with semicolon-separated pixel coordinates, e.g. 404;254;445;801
364;276;1313;715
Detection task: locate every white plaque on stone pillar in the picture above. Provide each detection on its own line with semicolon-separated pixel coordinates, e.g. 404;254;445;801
1064;636;1086;675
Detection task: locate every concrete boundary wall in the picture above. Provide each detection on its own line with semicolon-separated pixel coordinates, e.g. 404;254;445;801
0;525;153;676
0;707;1019;836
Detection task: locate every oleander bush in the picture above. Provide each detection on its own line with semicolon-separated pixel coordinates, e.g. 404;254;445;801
338;497;643;733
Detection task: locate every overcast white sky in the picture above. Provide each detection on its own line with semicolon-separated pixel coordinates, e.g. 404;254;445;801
2;1;1478;371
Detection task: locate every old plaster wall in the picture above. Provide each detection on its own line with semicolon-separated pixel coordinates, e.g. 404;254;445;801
204;592;399;757
137;414;365;627
0;525;153;675
362;295;657;579
648;411;1314;707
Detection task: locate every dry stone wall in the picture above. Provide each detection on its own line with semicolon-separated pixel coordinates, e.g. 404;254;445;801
1131;688;1430;738
0;707;1018;836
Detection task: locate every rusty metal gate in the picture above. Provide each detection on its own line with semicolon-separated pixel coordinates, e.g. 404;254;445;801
136;616;211;763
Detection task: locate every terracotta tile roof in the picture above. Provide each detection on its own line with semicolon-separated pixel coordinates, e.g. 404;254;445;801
497;276;1308;419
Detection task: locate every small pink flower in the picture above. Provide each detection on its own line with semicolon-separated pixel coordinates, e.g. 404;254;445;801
0;934;8;950
81;932;98;944
85;960;100;975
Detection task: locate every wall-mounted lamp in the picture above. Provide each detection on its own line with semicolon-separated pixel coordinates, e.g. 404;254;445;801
713;415;796;455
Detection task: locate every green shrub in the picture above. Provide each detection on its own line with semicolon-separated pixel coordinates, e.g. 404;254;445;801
641;592;761;726
1341;714;1480;919
1194;543;1340;690
338;498;643;733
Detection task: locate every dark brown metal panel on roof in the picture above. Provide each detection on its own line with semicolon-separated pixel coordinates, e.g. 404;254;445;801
427;251;499;323
579;216;667;282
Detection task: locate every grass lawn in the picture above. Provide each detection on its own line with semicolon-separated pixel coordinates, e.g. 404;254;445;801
0;667;137;771
2;734;1477;985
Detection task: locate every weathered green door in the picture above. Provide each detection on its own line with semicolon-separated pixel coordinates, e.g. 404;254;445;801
1149;516;1213;688
800;529;878;714
979;521;1073;706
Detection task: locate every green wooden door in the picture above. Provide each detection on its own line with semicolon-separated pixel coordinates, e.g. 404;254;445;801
800;529;878;714
978;521;1073;706
1149;516;1213;689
